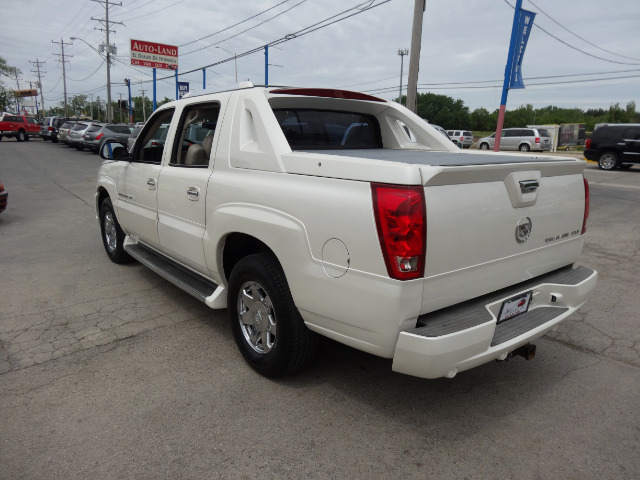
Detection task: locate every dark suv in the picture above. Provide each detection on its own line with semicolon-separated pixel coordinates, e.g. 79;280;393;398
585;124;640;170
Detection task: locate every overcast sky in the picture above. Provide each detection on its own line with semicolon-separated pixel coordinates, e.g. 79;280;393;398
2;0;640;114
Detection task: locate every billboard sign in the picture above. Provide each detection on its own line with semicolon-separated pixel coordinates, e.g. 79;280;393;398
130;39;178;70
14;89;38;98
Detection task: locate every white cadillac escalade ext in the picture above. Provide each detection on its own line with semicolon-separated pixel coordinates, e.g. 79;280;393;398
95;84;596;379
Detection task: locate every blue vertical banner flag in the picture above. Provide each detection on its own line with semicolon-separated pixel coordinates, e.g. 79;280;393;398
509;8;536;89
178;82;190;99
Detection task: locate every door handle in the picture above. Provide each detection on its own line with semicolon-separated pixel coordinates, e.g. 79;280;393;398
519;180;539;193
147;178;157;190
187;186;200;201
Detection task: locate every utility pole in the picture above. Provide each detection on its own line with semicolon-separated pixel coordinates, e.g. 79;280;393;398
139;81;147;122
406;0;426;114
52;38;72;116
92;0;123;122
29;59;46;117
89;93;94;119
11;68;22;113
397;49;408;105
118;93;123;123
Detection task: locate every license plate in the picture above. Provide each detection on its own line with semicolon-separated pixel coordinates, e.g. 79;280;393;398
497;291;533;324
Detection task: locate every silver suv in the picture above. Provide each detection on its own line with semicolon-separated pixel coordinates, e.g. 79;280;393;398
446;130;473;148
478;128;551;152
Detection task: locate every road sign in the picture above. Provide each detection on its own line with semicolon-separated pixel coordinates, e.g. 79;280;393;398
178;82;189;99
130;39;178;70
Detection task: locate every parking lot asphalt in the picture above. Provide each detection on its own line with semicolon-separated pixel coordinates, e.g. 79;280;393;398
0;140;638;479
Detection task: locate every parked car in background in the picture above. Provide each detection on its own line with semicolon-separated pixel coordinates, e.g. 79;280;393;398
478;128;551;152
446;130;473;148
432;125;461;147
83;123;132;153
57;121;77;145
40;116;61;142
0;114;41;141
68;122;101;150
584;123;640;170
0;180;7;214
127;122;145;152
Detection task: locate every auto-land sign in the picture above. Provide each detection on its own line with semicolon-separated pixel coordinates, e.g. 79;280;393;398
130;39;178;70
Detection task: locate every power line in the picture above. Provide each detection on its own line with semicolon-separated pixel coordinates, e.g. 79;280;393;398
126;0;394;85
527;0;640;62
503;0;640;66
365;73;640;96
68;60;106;82
181;0;309;57
114;0;189;22
179;0;293;48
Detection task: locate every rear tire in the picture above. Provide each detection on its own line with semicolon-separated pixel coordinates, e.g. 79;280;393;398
598;152;618;170
228;253;318;378
17;130;26;142
519;143;530;152
99;198;133;264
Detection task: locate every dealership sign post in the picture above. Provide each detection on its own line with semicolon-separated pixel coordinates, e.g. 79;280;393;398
130;39;179;110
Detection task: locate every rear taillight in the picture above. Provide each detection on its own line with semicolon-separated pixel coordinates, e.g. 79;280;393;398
95;133;104;140
585;138;591;150
582;175;590;235
48;126;54;131
459;136;463;142
535;137;540;143
371;183;426;280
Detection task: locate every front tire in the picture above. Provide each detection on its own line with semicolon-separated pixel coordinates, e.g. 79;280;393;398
479;142;489;150
598;152;618;170
99;198;132;264
228;253;318;378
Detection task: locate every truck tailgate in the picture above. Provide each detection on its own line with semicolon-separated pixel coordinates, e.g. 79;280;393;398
417;157;588;315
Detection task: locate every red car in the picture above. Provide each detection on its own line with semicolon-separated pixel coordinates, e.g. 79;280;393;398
0;181;7;213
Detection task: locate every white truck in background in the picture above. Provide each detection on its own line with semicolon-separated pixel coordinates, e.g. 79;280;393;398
96;85;596;379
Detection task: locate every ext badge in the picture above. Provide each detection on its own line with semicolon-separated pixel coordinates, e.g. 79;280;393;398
516;217;532;243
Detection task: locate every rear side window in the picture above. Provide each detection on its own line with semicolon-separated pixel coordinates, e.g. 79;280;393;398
87;125;102;133
273;109;382;150
107;125;132;134
623;127;640;140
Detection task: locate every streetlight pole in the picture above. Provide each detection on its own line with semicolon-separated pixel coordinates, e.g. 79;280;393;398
216;46;237;84
398;49;409;105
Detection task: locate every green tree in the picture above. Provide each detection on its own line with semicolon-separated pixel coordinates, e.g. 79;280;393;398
470;107;492;131
416;92;471;129
0;55;22;112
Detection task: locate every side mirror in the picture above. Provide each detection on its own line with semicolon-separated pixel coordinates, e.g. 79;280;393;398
100;141;127;160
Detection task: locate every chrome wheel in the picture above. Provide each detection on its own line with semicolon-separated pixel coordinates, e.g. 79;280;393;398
519;143;530;152
479;143;489;150
103;210;117;253
598;152;618;170
237;281;277;354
